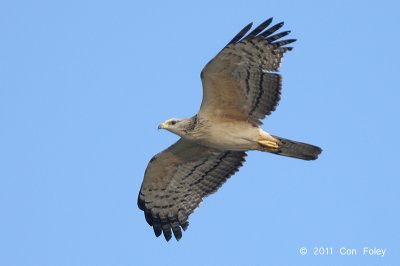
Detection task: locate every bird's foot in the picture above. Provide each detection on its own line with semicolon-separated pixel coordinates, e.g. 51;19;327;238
257;139;280;149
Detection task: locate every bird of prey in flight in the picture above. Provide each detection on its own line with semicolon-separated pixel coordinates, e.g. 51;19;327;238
138;18;322;241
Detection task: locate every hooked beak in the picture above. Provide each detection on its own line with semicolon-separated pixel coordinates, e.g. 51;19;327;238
158;122;168;130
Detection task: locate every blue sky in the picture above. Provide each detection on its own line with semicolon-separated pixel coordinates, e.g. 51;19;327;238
1;0;399;265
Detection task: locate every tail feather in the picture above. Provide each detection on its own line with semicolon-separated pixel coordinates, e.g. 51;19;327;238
269;135;322;160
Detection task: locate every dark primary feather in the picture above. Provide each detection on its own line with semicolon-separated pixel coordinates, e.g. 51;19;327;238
258;21;284;39
243;17;273;40
273;39;296;49
227;22;253;45
265;30;290;43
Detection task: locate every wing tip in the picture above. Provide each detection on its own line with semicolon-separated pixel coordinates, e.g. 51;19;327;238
227;22;253;46
141;207;190;241
153;225;162;237
226;18;295;48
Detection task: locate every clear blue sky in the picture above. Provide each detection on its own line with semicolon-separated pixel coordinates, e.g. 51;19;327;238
1;0;399;265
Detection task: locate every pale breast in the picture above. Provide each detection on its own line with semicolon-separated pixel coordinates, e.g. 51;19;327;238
192;120;259;151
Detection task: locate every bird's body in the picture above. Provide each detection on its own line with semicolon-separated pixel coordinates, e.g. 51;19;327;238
203;121;262;151
138;18;322;241
166;117;262;151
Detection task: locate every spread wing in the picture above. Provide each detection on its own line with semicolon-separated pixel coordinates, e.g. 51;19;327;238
138;139;246;241
199;18;296;126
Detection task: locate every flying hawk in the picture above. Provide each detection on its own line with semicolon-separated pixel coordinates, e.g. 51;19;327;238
138;18;322;241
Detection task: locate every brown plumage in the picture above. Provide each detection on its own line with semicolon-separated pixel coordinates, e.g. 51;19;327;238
138;18;322;241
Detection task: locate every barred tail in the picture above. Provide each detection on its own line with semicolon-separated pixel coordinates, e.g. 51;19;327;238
270;135;322;161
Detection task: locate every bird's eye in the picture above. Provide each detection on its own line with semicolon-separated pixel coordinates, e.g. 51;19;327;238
170;120;177;125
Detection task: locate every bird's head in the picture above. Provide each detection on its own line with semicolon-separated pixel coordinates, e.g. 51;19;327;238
158;118;188;136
